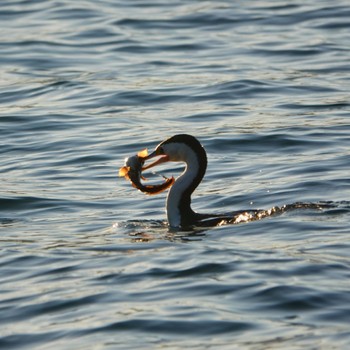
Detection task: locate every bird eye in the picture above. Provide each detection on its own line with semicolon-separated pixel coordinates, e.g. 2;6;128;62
157;147;165;155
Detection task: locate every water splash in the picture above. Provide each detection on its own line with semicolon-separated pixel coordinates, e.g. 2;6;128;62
115;201;347;237
221;202;338;226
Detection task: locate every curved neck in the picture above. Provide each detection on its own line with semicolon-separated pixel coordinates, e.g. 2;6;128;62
166;145;207;228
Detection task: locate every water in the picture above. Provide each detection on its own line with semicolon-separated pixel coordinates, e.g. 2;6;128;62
1;0;350;348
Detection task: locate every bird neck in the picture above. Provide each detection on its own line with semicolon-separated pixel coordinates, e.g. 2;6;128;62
166;146;207;228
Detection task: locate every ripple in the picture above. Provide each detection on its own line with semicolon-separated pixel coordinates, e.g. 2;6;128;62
92;318;254;336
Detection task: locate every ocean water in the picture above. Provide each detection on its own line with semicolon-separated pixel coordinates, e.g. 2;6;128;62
1;0;350;348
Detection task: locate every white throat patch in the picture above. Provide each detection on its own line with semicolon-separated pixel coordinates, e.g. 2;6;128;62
163;143;200;227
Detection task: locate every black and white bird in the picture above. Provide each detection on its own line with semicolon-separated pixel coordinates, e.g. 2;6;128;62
144;134;268;229
141;134;327;229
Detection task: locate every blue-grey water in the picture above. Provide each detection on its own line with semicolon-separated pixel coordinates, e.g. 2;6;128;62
1;1;350;348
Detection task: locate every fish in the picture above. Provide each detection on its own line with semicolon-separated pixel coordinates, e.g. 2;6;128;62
119;149;175;195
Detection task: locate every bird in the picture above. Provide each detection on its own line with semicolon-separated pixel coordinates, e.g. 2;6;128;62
144;134;267;229
137;134;328;230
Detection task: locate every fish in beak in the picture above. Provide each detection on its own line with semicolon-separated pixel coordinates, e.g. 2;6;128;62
119;149;174;195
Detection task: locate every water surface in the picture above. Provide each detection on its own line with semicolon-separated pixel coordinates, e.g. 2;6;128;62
1;1;350;349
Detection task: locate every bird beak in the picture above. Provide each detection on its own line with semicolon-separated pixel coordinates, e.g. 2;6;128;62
142;150;169;171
